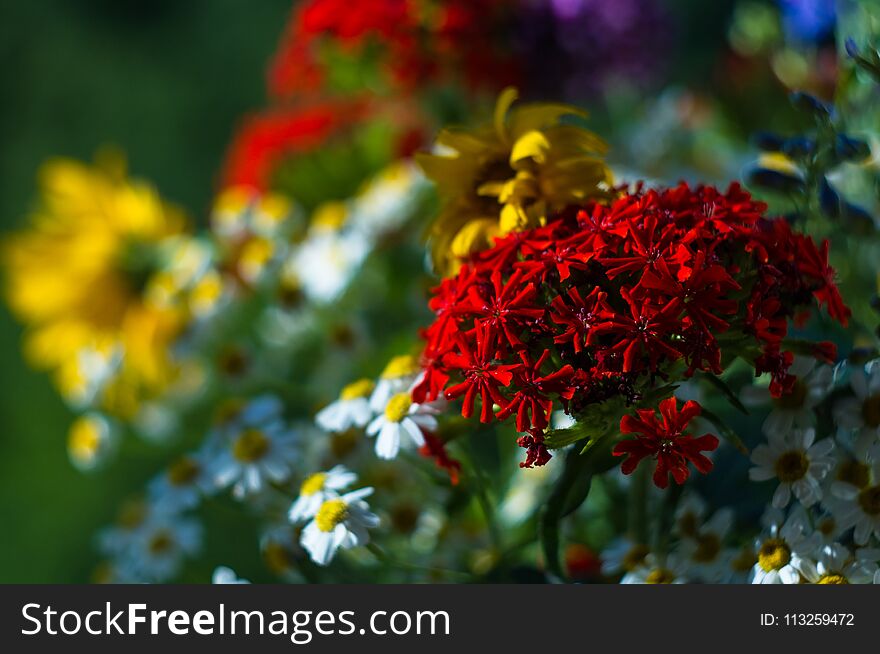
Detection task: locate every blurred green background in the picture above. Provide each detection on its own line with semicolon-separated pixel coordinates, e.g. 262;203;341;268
0;0;292;583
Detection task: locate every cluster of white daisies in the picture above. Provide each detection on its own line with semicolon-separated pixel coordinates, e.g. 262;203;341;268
609;357;880;584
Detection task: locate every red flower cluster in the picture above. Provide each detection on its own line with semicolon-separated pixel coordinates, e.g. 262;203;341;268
221;101;367;190
413;183;848;482
614;397;718;488
268;0;520;101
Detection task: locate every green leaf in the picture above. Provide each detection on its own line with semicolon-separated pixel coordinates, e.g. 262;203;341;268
543;423;591;449
539;444;594;580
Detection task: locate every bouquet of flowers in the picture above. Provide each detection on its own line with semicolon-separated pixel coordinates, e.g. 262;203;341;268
3;0;880;585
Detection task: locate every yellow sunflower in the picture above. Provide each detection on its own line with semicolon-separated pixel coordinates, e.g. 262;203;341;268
416;87;613;275
2;153;188;416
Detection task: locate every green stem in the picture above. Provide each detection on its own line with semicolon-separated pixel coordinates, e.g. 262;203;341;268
628;462;649;545
366;543;471;581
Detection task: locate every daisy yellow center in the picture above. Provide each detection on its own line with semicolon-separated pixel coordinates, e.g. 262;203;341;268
817;573;849;585
385;392;413;423
775;450;809;483
277;276;304;308
692;533;722;563
264;542;293;574
148;530;173;555
311;202;348;231
773;380;808;410
315;498;349;532
233;429;270;463
857;485;880;516
167;456;200;486
622;545;650;572
300;473;327;496
758;538;791;572
381;354;419;379
645;568;676;584
837;460;870;488
731;547;757;573
340;378;375;401
68;418;102;459
677;511;699;538
817;516;837;537
862;394;880;429
118;501;147;529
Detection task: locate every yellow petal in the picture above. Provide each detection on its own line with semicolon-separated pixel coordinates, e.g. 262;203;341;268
450;218;500;262
498;203;529;234
510;130;551;165
494;87;519;144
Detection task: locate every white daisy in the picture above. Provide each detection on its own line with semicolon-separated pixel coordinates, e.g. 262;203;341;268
724;544;758;584
128;514;202;583
749;428;835;508
793;543;880;584
212;187;292;241
673;494;708;539
300;488;379;566
833;359;880;457
677;508;735;583
741;357;833;435
347;161;426;239
600;537;653;576
751;507;822;584
366;392;440;459
66;412;117;472
212;566;250;584
369;354;421;413
148;452;216;514
210;396;299;499
315;379;376;433
97;500;154;561
289;230;368;303
829;446;880;545
61;345;121;408
621;554;689;584
288;465;358;522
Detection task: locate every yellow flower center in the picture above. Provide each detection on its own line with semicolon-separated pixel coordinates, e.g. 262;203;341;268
68;417;103;460
311;201;348;231
817;516;837;537
118;500;147;529
692;533;722;563
148;530;173;555
264;541;293;574
837;460;870;489
385;392;413;423
340;378;375;401
817;573;849;585
167;456;200;486
645;568;676;584
862;394;880;429
300;473;327;496
622;544;651;572
857;485;880;516
758;538;791;572
731;547;757;573
233;429;270;462
381;354;419;379
677;511;699;538
315;498;349;532
775;450;809;483
773;380;807;410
